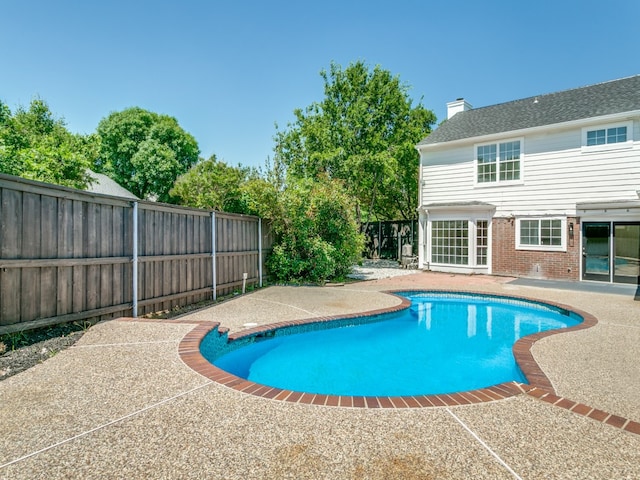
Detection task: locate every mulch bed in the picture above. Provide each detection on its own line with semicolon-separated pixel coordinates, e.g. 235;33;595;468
0;324;86;381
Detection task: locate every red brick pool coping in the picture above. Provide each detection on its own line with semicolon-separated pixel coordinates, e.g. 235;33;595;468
121;289;640;436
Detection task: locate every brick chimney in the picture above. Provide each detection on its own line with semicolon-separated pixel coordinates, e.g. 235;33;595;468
446;98;472;119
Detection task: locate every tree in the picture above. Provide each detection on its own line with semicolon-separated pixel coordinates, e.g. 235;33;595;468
273;61;436;222
170;155;362;283
0;99;95;189
266;176;364;283
170;155;258;213
96;107;199;201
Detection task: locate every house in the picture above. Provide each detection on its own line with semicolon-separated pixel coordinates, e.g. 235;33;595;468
86;170;139;200
416;75;640;285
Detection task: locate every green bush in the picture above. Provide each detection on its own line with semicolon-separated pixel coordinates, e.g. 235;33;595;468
266;177;363;283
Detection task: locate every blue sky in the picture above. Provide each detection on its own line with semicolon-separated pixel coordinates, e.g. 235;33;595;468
2;0;638;169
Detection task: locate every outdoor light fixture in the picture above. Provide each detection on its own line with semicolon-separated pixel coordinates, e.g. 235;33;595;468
569;222;574;247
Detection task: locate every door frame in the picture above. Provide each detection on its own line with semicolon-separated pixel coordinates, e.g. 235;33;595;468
582;222;611;282
612;221;640;285
582;221;640;284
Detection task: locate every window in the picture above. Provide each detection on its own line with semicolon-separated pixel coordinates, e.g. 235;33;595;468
517;218;565;251
430;218;490;268
476;220;488;266
477;144;497;183
431;220;468;265
476;140;521;184
582;122;631;151
586;126;627;146
499;141;520;181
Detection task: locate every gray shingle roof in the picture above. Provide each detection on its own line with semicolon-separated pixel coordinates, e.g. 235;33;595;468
419;75;640;146
87;171;139;199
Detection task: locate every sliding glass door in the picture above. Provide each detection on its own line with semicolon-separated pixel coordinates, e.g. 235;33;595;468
582;223;610;281
613;223;640;284
583;222;640;284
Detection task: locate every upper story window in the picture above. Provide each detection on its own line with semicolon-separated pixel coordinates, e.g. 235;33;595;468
586;126;627;146
582;122;632;152
476;140;521;184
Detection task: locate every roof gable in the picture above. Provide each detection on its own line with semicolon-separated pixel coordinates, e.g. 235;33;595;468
419;75;640;146
87;171;140;199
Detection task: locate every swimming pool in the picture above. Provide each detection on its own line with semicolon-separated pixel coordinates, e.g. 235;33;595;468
200;291;583;397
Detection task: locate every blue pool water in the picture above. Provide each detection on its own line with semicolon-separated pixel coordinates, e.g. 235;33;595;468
202;292;582;396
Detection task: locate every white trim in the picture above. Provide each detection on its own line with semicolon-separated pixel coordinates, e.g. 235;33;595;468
581;220;640;283
580;213;640;222
429;219;470;266
515;216;567;252
578;201;640;220
578;200;640;210
418;213;427;268
427;263;489;275
426;213;493;273
417;159;424;208
473;137;524;187
420;203;496;214
487;218;493;274
581;120;633;154
475;218;491;273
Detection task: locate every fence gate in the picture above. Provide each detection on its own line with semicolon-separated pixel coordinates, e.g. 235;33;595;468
362;220;417;260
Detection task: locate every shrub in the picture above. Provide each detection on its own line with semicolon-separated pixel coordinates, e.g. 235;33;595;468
267;177;363;283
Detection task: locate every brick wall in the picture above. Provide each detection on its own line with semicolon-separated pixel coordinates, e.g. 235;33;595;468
492;217;580;280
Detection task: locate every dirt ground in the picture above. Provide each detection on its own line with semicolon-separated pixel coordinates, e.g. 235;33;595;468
0;326;85;380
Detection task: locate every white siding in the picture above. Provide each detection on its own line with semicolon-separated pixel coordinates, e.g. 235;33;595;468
420;118;640;217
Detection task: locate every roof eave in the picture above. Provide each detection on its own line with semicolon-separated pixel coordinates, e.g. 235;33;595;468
418;202;496;214
577;199;640;211
417;109;640;152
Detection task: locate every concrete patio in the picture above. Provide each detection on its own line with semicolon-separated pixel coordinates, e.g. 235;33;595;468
1;272;639;479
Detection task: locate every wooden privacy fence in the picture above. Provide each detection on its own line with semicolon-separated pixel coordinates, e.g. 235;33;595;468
0;174;273;334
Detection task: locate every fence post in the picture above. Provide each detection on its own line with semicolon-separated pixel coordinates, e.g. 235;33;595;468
258;218;263;287
211;211;217;301
132;201;138;318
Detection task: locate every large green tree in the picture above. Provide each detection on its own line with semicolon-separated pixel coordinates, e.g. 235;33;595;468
96;107;199;201
170;155;261;213
273;61;436;222
267;176;364;283
0;99;95;189
170;156;362;283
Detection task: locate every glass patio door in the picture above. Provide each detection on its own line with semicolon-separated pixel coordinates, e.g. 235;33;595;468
613;223;640;284
582;223;611;281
